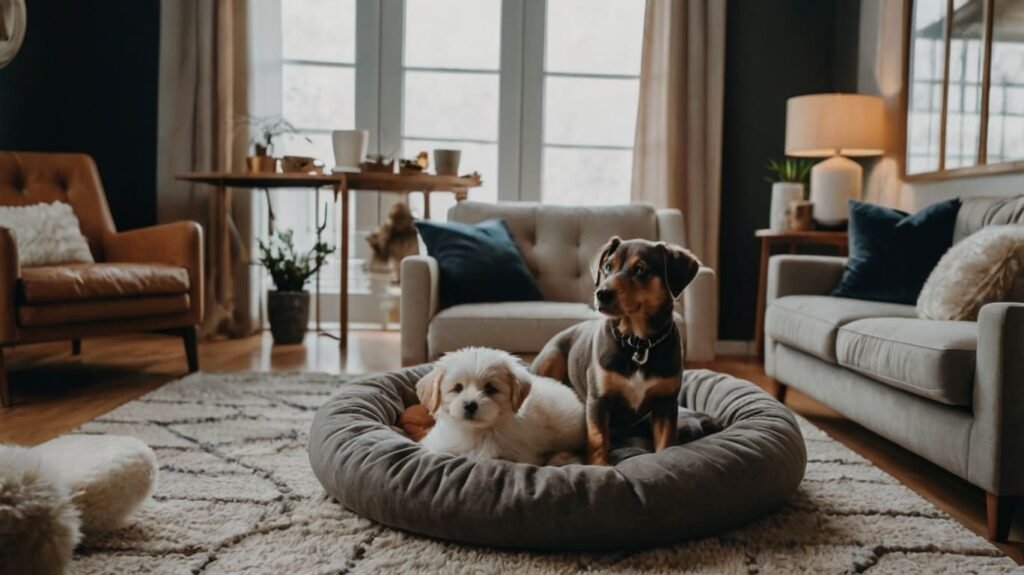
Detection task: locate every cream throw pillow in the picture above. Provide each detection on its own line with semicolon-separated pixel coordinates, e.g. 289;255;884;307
917;225;1024;321
0;202;94;267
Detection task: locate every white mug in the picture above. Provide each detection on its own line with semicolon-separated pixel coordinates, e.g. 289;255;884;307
332;129;369;173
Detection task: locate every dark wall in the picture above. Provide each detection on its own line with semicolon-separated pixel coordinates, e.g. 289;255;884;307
719;0;861;341
0;0;160;231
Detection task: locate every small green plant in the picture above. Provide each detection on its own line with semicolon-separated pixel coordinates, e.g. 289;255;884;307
237;115;310;156
257;210;335;292
764;158;815;184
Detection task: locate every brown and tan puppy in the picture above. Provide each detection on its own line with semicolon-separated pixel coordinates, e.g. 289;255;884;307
532;237;718;465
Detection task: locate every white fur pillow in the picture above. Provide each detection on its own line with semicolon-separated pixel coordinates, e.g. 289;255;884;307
917;225;1024;321
0;201;94;267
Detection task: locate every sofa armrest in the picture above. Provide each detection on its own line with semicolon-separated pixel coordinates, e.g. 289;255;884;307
401;255;440;367
0;227;19;342
968;302;1024;495
103;221;204;325
683;266;716;362
766;255;846;303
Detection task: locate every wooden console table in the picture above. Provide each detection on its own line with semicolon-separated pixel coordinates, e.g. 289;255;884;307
176;171;481;346
754;229;848;359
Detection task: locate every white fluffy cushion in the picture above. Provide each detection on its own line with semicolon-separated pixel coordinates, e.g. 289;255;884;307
0;201;94;267
917;225;1024;321
33;435;157;535
0;445;81;575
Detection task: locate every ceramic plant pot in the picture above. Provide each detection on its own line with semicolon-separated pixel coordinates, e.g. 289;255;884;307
247;155;277;173
267;290;310;345
770;182;804;231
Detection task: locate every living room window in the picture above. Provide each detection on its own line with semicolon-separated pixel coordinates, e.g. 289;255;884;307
255;0;646;319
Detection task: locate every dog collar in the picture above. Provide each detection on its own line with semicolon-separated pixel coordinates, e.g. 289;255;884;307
614;323;676;366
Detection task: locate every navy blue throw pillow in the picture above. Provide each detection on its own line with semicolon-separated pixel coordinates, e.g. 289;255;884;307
414;218;543;310
832;198;960;305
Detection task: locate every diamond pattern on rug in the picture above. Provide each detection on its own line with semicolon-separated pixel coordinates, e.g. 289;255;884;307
70;371;1017;574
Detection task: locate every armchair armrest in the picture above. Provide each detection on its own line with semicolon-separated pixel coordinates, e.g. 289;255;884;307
655;208;686;246
401;255;440;367
968;302;1024;495
766;255;846;303
0;227;19;342
683;266;716;362
103;221;204;324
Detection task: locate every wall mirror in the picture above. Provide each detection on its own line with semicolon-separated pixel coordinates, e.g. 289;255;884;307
904;0;1024;179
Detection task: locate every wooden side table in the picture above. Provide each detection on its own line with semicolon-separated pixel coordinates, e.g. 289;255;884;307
754;229;848;359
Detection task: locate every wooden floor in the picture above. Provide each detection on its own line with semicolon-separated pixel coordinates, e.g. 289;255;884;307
0;331;1020;563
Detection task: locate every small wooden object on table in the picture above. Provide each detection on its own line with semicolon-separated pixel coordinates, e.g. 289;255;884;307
754;229;849;360
176;170;482;347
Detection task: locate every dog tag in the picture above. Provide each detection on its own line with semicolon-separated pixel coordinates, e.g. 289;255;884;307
631;347;649;365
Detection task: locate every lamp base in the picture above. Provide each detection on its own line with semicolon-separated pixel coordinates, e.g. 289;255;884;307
809;155;862;227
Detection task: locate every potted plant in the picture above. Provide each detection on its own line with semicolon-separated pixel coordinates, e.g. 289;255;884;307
764;158;814;231
238;115;309;173
257;212;335;345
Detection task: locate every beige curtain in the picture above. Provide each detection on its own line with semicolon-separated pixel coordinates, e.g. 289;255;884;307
631;0;726;273
156;0;257;338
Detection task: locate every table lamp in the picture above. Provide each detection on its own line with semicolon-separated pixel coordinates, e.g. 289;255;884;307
785;93;885;226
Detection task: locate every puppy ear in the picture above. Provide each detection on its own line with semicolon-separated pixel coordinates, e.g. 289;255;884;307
661;243;701;300
507;363;533;413
591;236;622;286
415;367;445;414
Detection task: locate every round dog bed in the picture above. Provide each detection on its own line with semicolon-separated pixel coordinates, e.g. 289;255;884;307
308;367;806;550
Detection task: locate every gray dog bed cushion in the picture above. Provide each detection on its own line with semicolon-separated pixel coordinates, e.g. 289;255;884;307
308;367;806;550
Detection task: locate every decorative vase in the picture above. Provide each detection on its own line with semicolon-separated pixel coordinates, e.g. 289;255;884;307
247;155;277;173
433;149;461;176
770;182;804;231
267;290;310;345
332;129;369;173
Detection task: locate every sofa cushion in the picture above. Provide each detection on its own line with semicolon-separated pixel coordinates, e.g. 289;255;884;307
18;294;190;327
20;263;190;304
766;295;917;364
428;301;602;359
836;318;977;406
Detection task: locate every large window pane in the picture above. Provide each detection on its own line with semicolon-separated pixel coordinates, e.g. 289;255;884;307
545;0;645;75
544;77;639;147
405;0;501;70
282;0;356;64
986;0;1024;164
542;148;633;206
282;64;355;130
944;1;984;169
403;71;499;141
905;0;947;173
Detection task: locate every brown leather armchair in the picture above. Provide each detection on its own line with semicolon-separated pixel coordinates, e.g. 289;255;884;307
0;151;203;406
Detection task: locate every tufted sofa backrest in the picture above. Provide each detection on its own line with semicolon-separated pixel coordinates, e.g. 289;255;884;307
449;201;662;303
0;151;117;260
954;195;1024;244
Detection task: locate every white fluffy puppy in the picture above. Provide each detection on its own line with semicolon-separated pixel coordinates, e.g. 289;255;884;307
417;347;585;465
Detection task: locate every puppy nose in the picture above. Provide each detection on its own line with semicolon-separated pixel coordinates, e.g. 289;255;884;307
596;289;615;304
463;401;478;416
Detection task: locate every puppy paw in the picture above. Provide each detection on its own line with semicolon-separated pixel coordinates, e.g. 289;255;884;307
545;451;582;467
400;404;435;442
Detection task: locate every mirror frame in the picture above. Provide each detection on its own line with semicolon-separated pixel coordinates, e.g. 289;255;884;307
901;0;1024;181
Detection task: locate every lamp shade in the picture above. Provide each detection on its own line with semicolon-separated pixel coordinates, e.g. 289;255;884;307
785;93;885;158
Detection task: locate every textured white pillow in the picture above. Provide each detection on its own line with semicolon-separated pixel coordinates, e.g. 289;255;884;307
0;201;94;266
917;224;1024;321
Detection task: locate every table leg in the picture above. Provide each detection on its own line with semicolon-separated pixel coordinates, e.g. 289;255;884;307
339;186;349;347
754;238;771;360
315;186;321;332
422;191;431;220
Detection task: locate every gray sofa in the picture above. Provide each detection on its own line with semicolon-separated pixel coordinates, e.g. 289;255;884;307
765;195;1024;542
401;201;717;366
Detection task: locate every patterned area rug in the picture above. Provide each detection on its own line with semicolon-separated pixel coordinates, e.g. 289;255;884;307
69;372;1015;574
